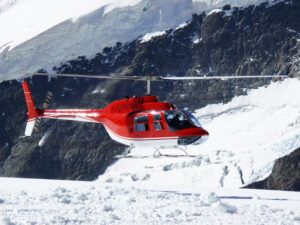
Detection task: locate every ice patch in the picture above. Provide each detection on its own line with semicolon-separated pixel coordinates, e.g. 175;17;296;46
140;31;166;43
77;193;88;201
109;214;120;220
175;22;189;31
193;37;202;44
213;202;237;214
38;127;53;147
103;204;113;212
1;217;15;225
207;8;222;16
200;192;220;206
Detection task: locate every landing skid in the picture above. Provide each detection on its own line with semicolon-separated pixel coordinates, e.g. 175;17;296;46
114;154;197;159
114;145;196;159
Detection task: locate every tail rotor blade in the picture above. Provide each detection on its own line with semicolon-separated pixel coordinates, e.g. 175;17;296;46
33;117;42;132
42;91;53;109
33;91;53;133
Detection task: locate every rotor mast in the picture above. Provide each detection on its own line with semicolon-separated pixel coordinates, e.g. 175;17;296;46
147;79;151;95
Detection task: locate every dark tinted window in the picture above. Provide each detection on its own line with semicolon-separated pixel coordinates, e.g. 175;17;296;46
164;110;193;131
134;115;148;123
181;110;202;127
134;115;149;132
153;113;163;130
154;114;161;121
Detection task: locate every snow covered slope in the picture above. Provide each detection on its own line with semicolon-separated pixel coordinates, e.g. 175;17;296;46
0;177;300;224
0;0;264;80
97;78;300;188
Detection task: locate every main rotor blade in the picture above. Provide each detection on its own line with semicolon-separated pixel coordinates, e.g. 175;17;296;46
30;72;141;80
162;75;289;80
30;72;288;81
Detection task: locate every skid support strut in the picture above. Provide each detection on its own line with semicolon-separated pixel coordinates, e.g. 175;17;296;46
153;146;192;157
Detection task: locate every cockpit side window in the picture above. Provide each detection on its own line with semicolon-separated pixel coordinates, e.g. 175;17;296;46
164;110;194;131
134;115;149;132
181;110;202;128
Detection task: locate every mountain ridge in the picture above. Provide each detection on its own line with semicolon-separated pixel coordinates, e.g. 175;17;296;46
0;0;282;80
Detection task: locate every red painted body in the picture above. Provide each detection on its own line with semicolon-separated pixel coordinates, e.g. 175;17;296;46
22;80;209;148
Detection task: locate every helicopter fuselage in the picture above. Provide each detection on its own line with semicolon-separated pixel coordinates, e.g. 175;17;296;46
23;81;209;148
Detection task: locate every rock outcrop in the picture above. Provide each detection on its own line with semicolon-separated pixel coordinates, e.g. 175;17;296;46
246;147;300;191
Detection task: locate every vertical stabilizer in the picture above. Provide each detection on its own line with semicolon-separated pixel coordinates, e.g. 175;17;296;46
22;80;38;136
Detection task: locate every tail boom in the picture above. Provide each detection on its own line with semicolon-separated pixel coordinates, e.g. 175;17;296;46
22;80;103;136
40;109;103;123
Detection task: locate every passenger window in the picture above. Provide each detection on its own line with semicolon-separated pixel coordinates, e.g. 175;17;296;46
154;114;163;131
134;115;149;132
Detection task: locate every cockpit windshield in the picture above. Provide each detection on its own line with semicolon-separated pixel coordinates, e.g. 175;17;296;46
181;110;202;128
164;110;194;131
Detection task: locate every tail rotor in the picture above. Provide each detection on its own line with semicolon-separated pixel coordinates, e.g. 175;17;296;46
33;91;53;132
42;91;53;109
22;80;53;136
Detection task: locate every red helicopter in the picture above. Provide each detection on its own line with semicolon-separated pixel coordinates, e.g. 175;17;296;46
22;73;287;157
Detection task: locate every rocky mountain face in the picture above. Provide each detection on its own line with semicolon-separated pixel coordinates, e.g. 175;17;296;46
246;147;300;191
0;0;299;181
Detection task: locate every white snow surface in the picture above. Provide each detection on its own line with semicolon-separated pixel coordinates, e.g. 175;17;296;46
0;0;269;80
1;177;300;225
0;0;141;51
140;31;166;43
98;78;300;188
1;79;300;224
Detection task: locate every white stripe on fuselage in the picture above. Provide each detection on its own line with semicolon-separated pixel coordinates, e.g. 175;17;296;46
103;126;178;147
42;115;100;123
44;112;100;117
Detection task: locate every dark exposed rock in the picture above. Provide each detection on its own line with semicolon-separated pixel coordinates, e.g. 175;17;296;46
0;0;299;180
246;147;300;191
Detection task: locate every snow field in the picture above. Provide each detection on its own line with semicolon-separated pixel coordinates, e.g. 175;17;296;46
0;178;300;225
0;0;142;52
98;78;300;188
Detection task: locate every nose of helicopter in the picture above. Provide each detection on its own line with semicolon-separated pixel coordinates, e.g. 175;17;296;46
191;134;209;145
177;127;209;146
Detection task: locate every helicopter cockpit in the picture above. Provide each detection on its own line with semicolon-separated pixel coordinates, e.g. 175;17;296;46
164;110;202;132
